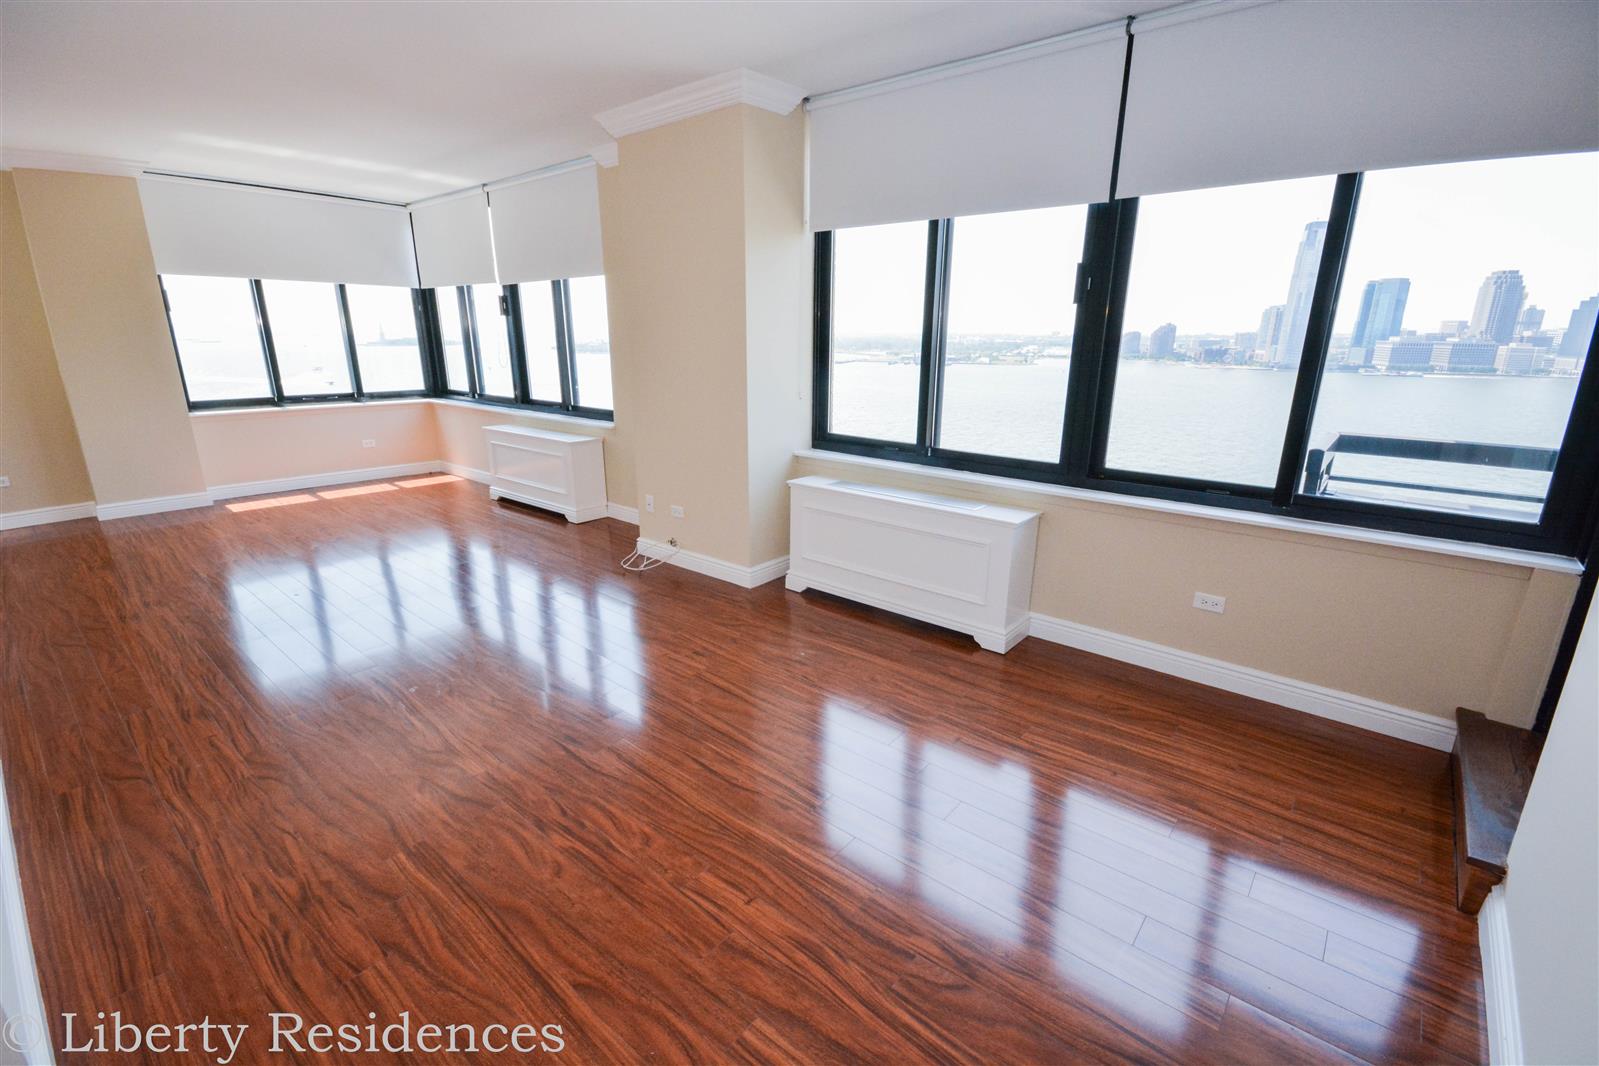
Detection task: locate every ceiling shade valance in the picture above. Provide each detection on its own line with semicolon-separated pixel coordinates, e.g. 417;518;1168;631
409;189;497;288
806;25;1127;231
1117;0;1599;199
488;161;605;283
138;176;416;286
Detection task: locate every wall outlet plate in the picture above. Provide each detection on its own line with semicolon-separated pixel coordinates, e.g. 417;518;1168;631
670;505;685;518
1193;592;1226;614
362;439;376;448
645;494;655;513
0;476;10;488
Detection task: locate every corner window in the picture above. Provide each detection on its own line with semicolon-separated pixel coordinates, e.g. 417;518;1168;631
346;284;424;393
469;284;516;399
433;287;472;393
161;275;273;404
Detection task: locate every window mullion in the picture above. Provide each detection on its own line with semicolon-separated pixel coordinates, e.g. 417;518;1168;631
811;232;835;441
335;284;364;399
505;285;531;404
252;278;287;404
915;219;950;454
460;287;481;398
1272;172;1362;508
553;280;576;411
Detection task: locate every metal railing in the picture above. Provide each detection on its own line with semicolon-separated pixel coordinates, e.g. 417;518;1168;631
1303;434;1559;506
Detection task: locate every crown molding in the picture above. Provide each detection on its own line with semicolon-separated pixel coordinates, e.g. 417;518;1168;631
589;142;619;169
594;68;804;140
0;147;148;177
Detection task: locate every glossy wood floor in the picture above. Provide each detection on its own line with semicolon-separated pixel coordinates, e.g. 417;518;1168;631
0;476;1485;1064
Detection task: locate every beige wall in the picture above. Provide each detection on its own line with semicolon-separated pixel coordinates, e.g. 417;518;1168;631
190;401;441;489
600;107;754;563
11;169;206;506
431;399;634;505
740;107;811;565
1504;591;1597;1065
795;453;1576;726
0;171;94;515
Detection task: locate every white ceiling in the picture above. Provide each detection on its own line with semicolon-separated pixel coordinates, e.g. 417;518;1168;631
0;0;1164;203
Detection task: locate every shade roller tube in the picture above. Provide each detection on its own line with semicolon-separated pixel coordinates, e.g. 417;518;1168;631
410;190;497;287
1118;0;1599;200
807;26;1126;231
488;162;605;283
138;177;416;286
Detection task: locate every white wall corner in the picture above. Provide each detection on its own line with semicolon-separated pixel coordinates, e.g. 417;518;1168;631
0;146;148;177
594;69;805;139
1479;885;1525;1066
606;502;640;525
1025;612;1458;751
589;142;620;169
636;537;787;589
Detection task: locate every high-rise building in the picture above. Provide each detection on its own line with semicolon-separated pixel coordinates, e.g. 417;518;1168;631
1433;340;1499;373
1560;295;1599;357
1440;319;1469;338
1273;221;1327;368
1468;269;1527;344
1120;331;1142;357
1372;339;1438;372
1149;323;1177;359
1348;278;1410;365
1518;305;1545;335
1256;304;1285;362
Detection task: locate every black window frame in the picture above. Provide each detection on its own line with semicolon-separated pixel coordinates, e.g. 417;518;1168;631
422;280;613;419
162;275;433;411
811;170;1599;557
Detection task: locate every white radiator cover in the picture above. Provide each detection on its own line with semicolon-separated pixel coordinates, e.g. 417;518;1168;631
484;424;607;522
785;475;1040;652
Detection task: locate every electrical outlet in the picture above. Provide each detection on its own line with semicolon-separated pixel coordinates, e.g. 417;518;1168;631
361;439;376;448
645;494;655;514
1193;592;1226;614
670;505;684;518
0;476;10;488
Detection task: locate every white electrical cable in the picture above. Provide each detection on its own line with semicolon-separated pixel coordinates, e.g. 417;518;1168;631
620;543;677;572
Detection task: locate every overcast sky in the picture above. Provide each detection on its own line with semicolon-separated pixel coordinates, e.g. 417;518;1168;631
832;151;1599;341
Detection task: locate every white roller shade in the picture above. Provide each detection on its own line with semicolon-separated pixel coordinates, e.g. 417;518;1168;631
138;176;416;286
807;25;1126;231
1119;0;1599;199
410;189;497;288
488;162;605;283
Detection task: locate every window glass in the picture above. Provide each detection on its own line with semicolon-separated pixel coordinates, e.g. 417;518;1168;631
568;275;613;411
435;288;471;392
471;284;514;398
345;285;423;393
260;279;352;396
162;275;272;402
1104;175;1337;485
828;222;927;443
520;282;563;403
939;205;1084;462
1303;152;1597;522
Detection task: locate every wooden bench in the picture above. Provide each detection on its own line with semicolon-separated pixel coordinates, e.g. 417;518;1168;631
1451;707;1544;914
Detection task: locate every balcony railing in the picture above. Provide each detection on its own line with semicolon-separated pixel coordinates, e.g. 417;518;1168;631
1303;434;1559;517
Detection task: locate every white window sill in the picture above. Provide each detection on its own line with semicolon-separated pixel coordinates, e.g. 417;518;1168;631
190;397;616;431
793;448;1583;575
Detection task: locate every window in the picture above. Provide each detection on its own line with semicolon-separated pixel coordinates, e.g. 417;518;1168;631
812;151;1599;555
434;288;472;393
520;282;563;404
1302;153;1598;524
470;284;515;399
1104;175;1336;487
161;275;272;403
346;285;424;393
824;221;929;444
940;205;1084;463
259;279;353;398
567;275;612;411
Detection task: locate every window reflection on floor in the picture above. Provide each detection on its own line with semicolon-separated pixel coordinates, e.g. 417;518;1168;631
223;527;647;728
817;708;1421;1046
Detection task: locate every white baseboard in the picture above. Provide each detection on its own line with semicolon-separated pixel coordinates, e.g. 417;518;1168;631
441;462;491;485
0;501;96;531
0;760;54;1065
636;537;788;589
1479;885;1524;1065
95;490;214;522
1026;612;1456;751
606;503;640;525
209;461;439;501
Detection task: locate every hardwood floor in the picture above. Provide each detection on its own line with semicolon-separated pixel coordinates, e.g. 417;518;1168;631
0;475;1485;1064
